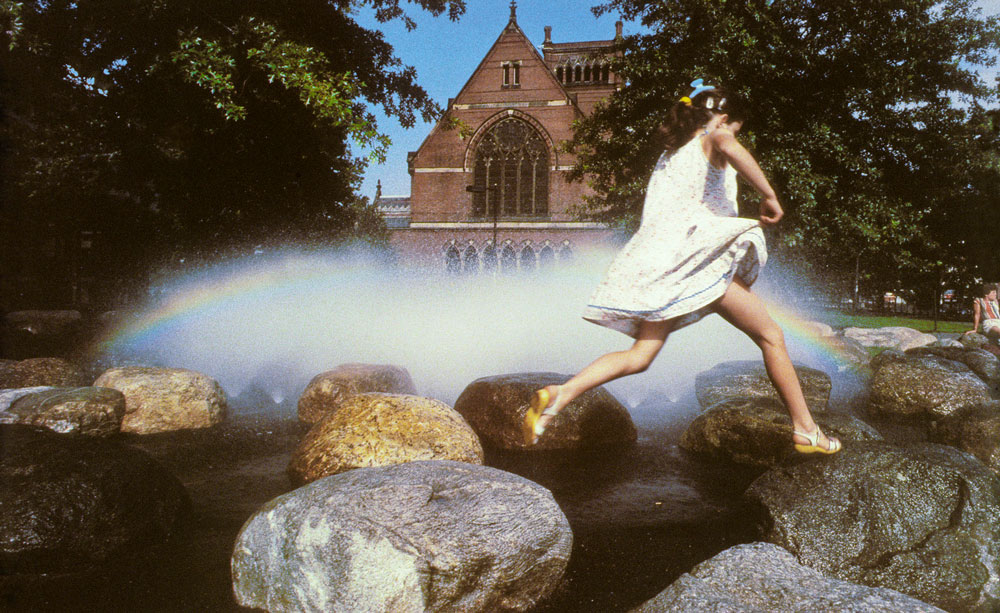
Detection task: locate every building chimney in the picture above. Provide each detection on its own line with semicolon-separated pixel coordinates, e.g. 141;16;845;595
544;26;552;45
615;21;623;40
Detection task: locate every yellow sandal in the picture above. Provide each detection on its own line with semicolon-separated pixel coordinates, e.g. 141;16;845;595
793;428;842;455
523;387;563;445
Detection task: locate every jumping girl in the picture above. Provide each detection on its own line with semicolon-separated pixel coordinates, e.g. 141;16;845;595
524;80;841;455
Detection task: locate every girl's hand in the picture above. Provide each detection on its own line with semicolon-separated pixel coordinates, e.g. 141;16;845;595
759;196;784;225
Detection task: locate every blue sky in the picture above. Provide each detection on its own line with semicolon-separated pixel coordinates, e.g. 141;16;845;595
354;0;633;199
356;0;1000;202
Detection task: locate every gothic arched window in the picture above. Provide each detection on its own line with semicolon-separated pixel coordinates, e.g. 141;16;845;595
445;245;461;274
500;244;517;274
482;244;497;273
539;245;555;268
472;118;549;219
463;245;478;274
519;245;536;272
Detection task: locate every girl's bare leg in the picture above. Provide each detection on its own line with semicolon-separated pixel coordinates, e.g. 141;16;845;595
713;276;838;450
534;319;674;432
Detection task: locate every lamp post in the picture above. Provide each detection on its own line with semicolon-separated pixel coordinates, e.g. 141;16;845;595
466;184;500;249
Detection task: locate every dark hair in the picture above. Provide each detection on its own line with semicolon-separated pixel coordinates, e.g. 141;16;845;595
982;283;997;297
655;86;748;154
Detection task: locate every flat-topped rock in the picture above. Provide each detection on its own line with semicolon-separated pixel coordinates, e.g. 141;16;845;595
297;363;416;424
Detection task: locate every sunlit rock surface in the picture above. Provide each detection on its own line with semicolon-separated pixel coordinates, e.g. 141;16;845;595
1;386;125;436
843;326;936;352
0;424;188;575
94;366;227;434
631;542;945;612
680;397;881;469
694;360;832;412
454;372;636;451
869;350;992;419
746;441;1000;612
287;393;483;485
907;345;1000;389
232;461;571;612
296;363;416;424
931;402;1000;473
0;357;88;388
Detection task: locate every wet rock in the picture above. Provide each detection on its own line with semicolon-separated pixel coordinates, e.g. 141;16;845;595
746;441;1000;612
961;331;990;349
297;363;416;424
907;345;1000;388
869;350;992;419
93;366;227;434
1;310;83;358
287;393;483;486
825;335;873;370
454;373;636;451
680;397;882;469
0;386;53;411
931;402;1000;473
0;357;88;388
844;326;936;351
801;320;836;338
694;360;832;412
0;424;189;575
2;386;125;436
232;460;571;612
631;542;945;612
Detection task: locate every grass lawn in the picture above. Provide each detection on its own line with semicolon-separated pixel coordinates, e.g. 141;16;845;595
815;311;969;334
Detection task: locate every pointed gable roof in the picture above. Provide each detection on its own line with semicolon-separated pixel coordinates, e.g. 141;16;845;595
446;5;576;110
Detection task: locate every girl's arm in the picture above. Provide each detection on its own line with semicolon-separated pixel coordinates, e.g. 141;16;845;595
972;300;982;333
709;129;783;225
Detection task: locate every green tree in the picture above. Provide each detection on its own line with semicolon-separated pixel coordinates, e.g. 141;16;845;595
0;0;464;306
571;0;1000;309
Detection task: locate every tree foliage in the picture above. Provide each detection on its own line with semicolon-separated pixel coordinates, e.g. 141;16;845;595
571;0;1000;305
1;0;464;305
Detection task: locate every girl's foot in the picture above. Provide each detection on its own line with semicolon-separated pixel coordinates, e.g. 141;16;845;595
793;427;841;454
523;385;565;445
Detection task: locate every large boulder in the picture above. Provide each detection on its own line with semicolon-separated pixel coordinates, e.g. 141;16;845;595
287;393;484;486
0;424;188;575
843;326;936;352
694;361;832;412
907;345;1000;389
454;373;636;450
297;363;416;424
1;386;125;437
232;460;572;612
869;350;993;420
746;441;1000;612
93;366;227;434
931;402;1000;473
680;397;882;469
631;542;945;612
0;357;88;388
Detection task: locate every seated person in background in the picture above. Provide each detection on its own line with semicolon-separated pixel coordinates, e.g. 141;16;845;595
971;283;1000;342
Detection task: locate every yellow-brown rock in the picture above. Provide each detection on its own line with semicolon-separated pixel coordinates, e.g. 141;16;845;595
288;393;483;485
93;366;227;434
296;363;416;424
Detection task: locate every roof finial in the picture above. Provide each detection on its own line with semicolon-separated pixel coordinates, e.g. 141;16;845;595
509;0;517;23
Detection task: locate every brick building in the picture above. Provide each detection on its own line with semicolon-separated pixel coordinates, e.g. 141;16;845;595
376;2;626;271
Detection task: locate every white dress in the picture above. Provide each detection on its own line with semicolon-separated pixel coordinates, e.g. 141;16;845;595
582;133;767;338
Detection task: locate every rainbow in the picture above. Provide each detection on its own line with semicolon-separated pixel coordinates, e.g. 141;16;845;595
765;300;863;370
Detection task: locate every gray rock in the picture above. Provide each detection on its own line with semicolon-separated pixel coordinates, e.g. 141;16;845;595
931;402;1000;472
453;373;636;450
694;360;831;412
869;350;992;419
0;424;188;574
746;441;1000;612
961;332;990;349
680;397;882;469
631;542;945;612
844;326;936;351
907;345;1000;387
232;460;571;612
4;386;126;436
0;386;54;412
